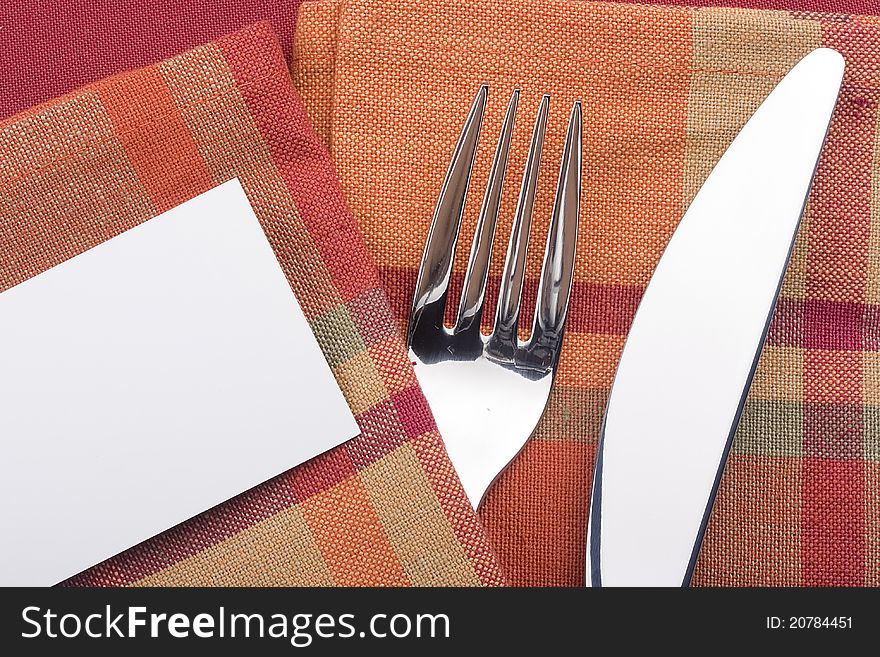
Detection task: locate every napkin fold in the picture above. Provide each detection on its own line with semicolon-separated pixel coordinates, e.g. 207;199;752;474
292;0;880;586
0;23;504;587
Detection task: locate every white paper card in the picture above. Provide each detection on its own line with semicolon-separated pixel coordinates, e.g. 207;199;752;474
0;179;360;586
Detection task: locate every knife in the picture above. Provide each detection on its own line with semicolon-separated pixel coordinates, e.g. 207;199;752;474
586;48;845;587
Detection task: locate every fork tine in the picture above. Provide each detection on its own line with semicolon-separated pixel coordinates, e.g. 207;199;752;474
530;101;582;360
492;94;550;346
455;89;520;333
408;85;487;344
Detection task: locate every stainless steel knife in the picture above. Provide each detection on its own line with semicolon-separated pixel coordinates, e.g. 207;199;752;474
586;48;845;587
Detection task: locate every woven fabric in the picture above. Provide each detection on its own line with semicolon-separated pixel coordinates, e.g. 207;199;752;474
623;0;879;12
1;1;874;122
0;23;505;587
0;0;304;121
292;0;880;586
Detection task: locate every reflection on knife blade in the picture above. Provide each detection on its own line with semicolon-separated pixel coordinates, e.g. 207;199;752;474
587;48;845;587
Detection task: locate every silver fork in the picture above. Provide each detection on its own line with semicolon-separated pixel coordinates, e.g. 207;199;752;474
407;85;582;509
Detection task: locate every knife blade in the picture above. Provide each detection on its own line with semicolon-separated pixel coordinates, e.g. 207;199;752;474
586;48;845;587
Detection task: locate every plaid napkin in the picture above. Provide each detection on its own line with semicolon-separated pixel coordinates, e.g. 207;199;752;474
292;0;880;586
0;23;504;587
622;0;878;12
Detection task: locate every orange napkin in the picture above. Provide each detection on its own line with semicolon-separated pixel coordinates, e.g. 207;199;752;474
292;0;880;586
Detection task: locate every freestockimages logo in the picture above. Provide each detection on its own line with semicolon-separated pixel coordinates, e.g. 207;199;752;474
21;606;451;647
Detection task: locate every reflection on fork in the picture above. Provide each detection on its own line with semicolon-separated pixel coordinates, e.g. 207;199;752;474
407;85;582;509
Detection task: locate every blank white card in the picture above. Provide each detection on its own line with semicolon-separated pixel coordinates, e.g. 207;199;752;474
0;179;360;586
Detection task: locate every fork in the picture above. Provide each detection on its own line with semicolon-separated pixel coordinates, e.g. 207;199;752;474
407;85;582;509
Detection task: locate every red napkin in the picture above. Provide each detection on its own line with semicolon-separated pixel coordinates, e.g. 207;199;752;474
0;0;301;119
